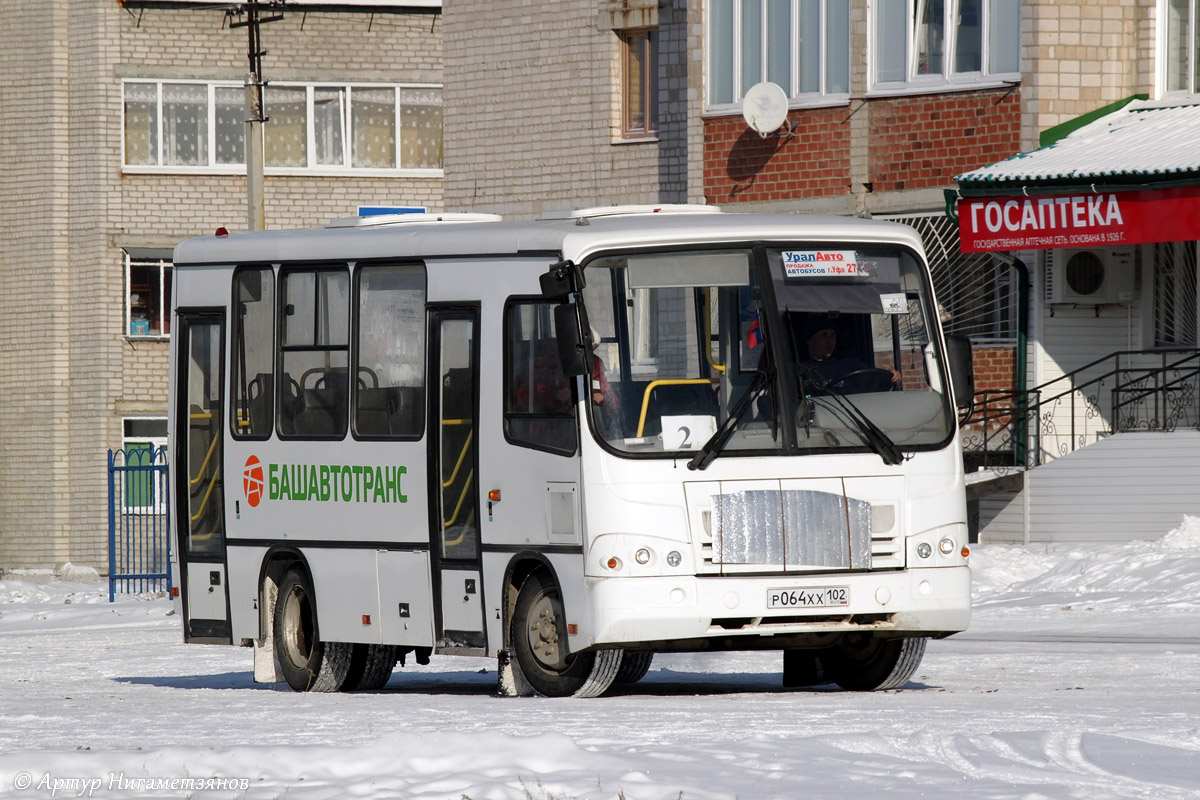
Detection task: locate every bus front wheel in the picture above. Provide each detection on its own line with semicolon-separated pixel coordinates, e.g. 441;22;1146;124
511;572;621;698
274;567;352;692
824;634;927;691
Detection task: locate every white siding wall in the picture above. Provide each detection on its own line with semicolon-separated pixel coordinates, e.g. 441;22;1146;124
980;432;1200;543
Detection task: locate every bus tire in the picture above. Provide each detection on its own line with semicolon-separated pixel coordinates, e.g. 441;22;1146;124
511;571;620;698
614;651;653;684
274;567;352;692
343;644;398;692
825;634;927;691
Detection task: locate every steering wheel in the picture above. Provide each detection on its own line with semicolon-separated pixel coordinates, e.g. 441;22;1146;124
828;368;896;394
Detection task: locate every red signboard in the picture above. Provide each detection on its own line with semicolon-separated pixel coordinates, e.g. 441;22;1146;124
956;185;1200;253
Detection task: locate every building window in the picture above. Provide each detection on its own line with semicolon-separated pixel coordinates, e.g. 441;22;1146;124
1165;0;1200;94
122;417;168;515
707;0;850;109
622;28;659;138
125;252;172;338
1153;241;1198;347
123;80;442;173
872;0;1020;90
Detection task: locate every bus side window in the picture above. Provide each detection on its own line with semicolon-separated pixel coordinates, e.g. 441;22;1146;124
278;267;350;439
231;266;275;440
503;300;577;456
353;263;426;439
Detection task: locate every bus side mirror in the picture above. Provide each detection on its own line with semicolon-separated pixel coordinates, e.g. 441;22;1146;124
945;335;974;409
539;261;586;300
553;303;591;378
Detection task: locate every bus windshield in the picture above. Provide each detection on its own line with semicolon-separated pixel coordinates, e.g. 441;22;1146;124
580;245;956;461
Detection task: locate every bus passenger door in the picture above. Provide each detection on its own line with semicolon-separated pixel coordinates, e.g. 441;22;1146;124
174;312;231;643
429;308;486;649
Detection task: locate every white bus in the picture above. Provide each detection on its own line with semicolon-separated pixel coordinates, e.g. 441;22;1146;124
169;206;973;697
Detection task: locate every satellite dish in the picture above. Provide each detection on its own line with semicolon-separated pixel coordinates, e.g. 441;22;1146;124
742;82;789;136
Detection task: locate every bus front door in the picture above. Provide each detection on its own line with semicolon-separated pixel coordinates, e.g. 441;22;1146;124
174;311;232;643
429;308;486;650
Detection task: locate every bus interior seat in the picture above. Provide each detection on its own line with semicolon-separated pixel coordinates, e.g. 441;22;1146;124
246;372;273;435
356;385;424;437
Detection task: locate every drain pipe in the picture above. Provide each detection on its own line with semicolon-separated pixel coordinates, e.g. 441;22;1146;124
992;252;1030;465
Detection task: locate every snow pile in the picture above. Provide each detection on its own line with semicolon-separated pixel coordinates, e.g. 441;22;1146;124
970;516;1200;614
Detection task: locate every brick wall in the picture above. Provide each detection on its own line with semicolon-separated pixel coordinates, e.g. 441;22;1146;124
867;90;1022;193
443;0;703;216
972;345;1017;394
702;107;851;205
703;88;1020;207
0;3;442;571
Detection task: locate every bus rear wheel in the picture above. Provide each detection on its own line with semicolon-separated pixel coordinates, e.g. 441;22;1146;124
511;572;620;698
824;634;927;691
274;567;352;692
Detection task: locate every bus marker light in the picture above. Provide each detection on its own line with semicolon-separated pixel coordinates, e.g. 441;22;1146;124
215;227;229;237
605;557;621;570
567;624;578;635
961;545;971;558
635;548;651;565
488;489;501;502
362;615;371;625
170;587;179;598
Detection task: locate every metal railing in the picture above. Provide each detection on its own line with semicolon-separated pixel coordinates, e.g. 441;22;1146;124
960;348;1200;472
107;446;172;601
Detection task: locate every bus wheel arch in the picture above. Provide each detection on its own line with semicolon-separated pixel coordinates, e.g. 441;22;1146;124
266;556;353;692
506;566;621;698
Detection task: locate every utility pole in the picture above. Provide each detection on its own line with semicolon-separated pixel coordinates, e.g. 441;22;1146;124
229;1;283;231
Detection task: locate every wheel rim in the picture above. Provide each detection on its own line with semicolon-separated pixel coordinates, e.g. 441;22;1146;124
525;590;570;672
280;586;314;668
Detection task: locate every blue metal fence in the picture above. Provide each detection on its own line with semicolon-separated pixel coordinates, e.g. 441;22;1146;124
107;446;172;601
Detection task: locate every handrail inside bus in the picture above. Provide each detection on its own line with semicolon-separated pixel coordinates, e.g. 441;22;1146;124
189;466;221;524
189;413;219;489
703;289;725;376
441;426;473;489
636;379;718;438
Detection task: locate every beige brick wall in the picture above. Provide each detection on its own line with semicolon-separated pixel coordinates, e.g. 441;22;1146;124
0;3;442;572
442;0;703;217
1021;0;1157;150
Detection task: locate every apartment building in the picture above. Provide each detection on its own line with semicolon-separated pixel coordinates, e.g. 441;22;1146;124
0;0;443;570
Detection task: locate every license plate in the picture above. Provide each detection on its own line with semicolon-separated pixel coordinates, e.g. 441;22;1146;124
767;586;850;609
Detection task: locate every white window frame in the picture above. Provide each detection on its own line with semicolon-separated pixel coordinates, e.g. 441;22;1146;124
122;417;169;516
122;79;443;177
1160;0;1200;97
869;0;1021;95
125;253;172;340
705;0;851;114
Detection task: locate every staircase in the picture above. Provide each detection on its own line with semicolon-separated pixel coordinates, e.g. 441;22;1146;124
960;348;1200;542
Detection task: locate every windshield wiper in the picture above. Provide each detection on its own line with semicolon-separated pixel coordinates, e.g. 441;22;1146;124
797;363;905;466
687;368;771;471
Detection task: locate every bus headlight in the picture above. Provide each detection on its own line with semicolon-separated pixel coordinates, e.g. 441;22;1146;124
666;550;682;567
939;537;956;555
916;542;933;559
634;548;651;565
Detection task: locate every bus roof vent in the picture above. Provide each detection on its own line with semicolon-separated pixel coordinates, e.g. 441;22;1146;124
327;212;503;229
538;204;721;221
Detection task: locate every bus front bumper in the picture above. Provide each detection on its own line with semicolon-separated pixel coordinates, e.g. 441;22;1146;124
583;566;970;647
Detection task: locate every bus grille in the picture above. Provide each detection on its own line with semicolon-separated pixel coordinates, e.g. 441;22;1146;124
692;488;902;574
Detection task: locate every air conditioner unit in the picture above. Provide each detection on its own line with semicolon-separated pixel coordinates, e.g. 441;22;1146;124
1047;247;1136;305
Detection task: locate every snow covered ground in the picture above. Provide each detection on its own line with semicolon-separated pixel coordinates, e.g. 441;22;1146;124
2;520;1199;800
